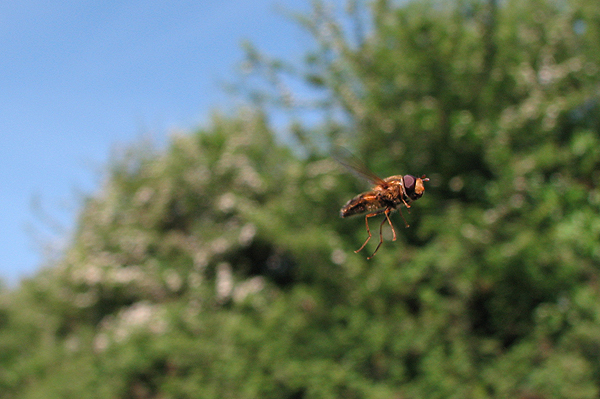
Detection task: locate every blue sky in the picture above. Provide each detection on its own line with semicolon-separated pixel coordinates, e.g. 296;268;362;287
0;0;337;285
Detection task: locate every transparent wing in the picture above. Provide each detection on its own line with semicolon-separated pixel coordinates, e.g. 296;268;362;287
332;146;387;187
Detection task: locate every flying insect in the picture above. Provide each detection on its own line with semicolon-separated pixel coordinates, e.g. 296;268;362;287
335;147;429;259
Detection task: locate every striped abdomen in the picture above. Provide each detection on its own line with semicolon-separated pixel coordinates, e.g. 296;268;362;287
340;192;388;218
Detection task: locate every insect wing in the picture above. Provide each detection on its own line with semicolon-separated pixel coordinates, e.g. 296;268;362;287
332;146;387;187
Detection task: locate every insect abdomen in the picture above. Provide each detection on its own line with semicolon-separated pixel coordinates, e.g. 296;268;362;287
340;194;383;218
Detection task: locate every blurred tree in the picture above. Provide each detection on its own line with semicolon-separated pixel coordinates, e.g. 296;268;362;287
1;0;600;398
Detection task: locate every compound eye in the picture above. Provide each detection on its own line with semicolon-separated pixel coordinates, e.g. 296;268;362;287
403;175;415;192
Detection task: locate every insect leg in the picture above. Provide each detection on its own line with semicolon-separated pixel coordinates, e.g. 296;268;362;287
367;213;389;259
400;196;411;209
400;195;412;219
384;207;397;241
397;206;410;228
355;210;385;254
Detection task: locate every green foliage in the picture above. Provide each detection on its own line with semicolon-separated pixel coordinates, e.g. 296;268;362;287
2;0;600;398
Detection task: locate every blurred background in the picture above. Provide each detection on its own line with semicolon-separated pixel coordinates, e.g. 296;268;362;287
0;0;315;284
2;0;600;398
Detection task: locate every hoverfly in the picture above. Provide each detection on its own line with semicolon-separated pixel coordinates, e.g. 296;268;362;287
334;147;429;259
